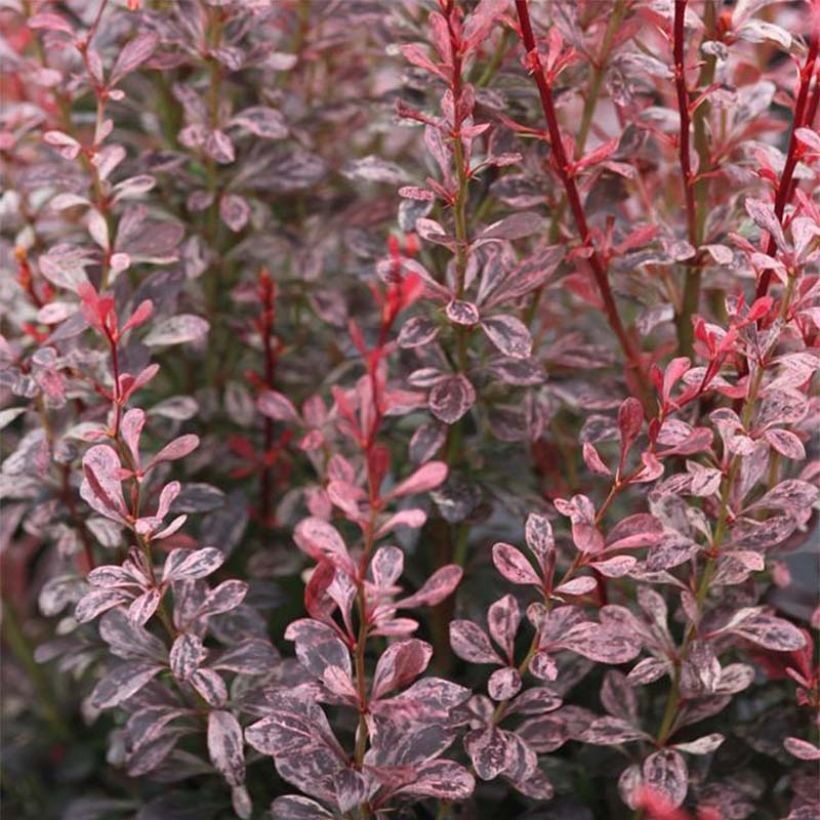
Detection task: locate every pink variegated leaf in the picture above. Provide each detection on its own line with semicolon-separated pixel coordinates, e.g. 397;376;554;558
464;726;514;780
784;737;820;761
745;479;819;515
642;749;688;808
110;32;158;85
628;657;669;685
270;796;334;819
722;611;806;651
487;595;521;661
191;668;228;707
429;375;476;424
75;588;133;623
322;665;358;702
127;588;161;626
389;461;448;498
479;212;545;241
488;667;522;701
646;532;700;571
395;760;475;800
294;517;355;576
396;564;462;609
591;555;637;578
560;622;641;664
80;445;128;522
285;619;352;680
581;717;648;745
374;508;427;537
763;428;806;460
450;620;503;665
198;580;248;618
120;409;146;470
674;734;725;755
162;547;225;582
492;542;541;586
91;661;164;709
372;639;433;699
148;435;200;468
258;389;300;423
617;397;644;460
370;546;404;588
480;315;532;359
170;633;206;681
583;442;612;476
553;576;598;597
525;513;555;567
446;300;480;325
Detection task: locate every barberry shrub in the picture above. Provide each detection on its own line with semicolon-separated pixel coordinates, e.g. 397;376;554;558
1;0;819;818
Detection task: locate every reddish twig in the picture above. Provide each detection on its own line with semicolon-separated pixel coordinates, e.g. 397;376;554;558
513;0;652;409
756;23;819;298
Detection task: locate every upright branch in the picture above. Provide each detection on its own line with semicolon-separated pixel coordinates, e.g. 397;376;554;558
756;14;820;298
513;0;653;409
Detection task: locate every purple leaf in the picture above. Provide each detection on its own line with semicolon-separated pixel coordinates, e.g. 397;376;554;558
763;428;806;460
449;620;503;664
270;796;334;819
111;33;158;84
446;299;480;325
581;717;648;745
429;375;476;424
560;622;641;664
784;737;820;761
397;564;462;609
553;576;598;597
191;668;228;707
230;106;288;140
479;212;545;241
492;542;541;586
372;639;433;699
746;480;819;515
170;633;206;681
389;461;448;498
162;547;225;582
646;532;700;571
480;315;532;359
207;710;245;786
674;734;725;755
642;749;688;808
488;666;522;700
258;389;300;423
198;580;248;617
464;726;513;780
284;619;352;680
220;194;251;233
370;546;404;588
723;610;806;651
143;315;209;347
395;760;475;800
75;588;132;623
487;594;521;661
91;661;163;709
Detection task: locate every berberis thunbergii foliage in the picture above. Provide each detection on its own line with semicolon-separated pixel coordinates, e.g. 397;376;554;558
1;1;818;818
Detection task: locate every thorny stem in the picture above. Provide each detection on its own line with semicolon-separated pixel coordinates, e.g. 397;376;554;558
756;21;819;298
514;0;653;411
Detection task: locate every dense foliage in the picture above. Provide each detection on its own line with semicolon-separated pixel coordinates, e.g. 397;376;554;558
1;1;819;818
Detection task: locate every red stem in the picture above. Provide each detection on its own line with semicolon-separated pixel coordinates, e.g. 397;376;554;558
673;0;697;247
756;26;819;298
513;0;651;406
